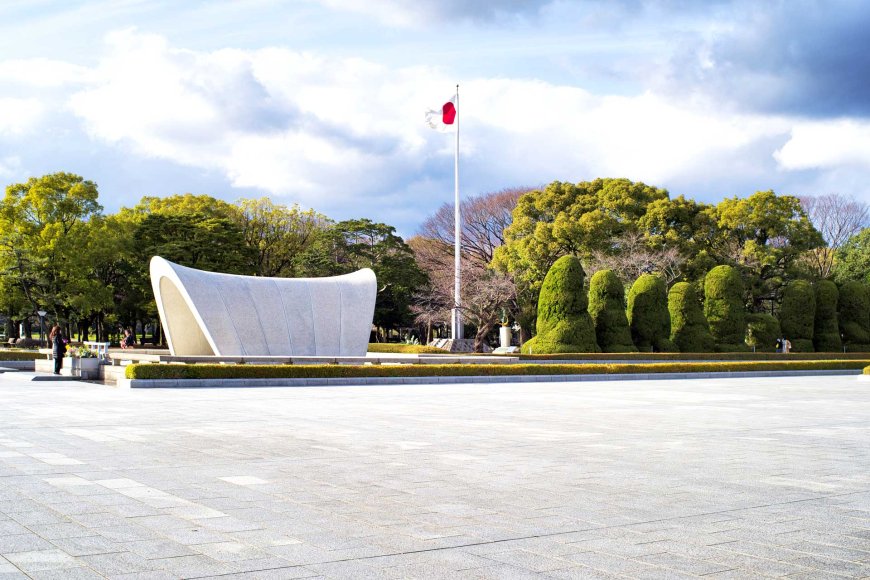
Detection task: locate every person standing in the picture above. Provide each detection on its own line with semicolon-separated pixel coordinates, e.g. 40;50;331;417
49;325;65;375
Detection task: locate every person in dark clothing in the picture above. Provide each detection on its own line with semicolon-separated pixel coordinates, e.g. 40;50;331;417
120;328;135;349
49;325;65;375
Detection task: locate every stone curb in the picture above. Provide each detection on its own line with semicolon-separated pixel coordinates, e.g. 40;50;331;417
118;369;863;389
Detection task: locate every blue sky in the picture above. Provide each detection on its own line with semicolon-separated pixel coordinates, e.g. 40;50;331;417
1;0;869;235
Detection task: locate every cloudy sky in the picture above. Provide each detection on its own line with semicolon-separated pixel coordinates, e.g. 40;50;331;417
1;0;869;235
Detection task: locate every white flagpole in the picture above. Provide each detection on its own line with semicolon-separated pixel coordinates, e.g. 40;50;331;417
452;83;463;340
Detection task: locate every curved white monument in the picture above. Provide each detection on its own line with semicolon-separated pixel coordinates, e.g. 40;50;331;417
150;256;377;357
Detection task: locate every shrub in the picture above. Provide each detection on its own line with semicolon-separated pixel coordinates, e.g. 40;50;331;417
367;343;446;354
627;274;674;352
126;359;870;381
745;313;781;352
588;270;637;352
522;256;599;354
519;351;870;360
778;280;816;352
668;282;714;352
813;280;841;352
704;265;748;351
0;349;43;361
838;281;870;350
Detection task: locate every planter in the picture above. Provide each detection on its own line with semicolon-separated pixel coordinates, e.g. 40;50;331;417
70;357;101;379
499;326;512;348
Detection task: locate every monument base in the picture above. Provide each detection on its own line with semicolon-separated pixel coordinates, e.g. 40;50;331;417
429;338;492;353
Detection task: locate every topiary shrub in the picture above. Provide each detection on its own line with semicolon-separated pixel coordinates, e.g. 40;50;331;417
813;280;841;352
779;280;816;352
627;274;674;352
668;282;714;352
745;313;780;352
838;281;870;351
588;269;637;352
521;255;600;354
704;265;748;351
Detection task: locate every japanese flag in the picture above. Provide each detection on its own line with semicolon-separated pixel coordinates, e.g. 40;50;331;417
425;96;457;131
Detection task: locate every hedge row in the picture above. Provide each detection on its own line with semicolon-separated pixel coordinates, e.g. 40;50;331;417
516;352;870;361
366;343;446;354
0;350;44;361
126;360;870;380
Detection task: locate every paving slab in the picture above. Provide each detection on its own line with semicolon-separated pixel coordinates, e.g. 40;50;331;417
1;375;870;578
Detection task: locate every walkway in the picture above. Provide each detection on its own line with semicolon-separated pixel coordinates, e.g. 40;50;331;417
0;376;869;578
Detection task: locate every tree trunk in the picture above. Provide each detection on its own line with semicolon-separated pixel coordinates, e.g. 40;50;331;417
473;321;495;353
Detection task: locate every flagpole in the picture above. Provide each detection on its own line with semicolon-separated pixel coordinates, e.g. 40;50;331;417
452;83;462;341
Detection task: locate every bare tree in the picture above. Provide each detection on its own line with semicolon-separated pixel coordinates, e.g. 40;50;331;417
801;194;870;278
410;235;515;351
586;231;685;285
419;187;532;264
411;187;532;351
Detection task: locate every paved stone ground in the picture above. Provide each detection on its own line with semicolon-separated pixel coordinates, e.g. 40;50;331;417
0;375;869;579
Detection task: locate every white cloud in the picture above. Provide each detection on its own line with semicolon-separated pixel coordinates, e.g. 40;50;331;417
1;28;867;223
0;98;43;135
774;120;870;170
0;58;93;88
0;156;21;178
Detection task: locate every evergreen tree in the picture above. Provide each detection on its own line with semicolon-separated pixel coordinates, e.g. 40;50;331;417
522;255;599;354
627;274;674;352
588;269;636;352
668;282;714;352
704;265;748;351
813;280;841;352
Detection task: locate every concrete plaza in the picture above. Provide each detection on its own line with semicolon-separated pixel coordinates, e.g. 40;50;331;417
0;375;869;579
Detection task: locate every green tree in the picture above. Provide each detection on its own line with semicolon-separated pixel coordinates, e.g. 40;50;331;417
745;313;780;352
627;274;674;352
230;197;330;277
833;227;870;284
302;219;426;336
838;281;870;350
0;172;102;335
522;255;599;354
708;190;824;309
704;265;748;351
668;282;714;352
638;195;717;281
813;280;841;352
779;280;815;352
493;178;669;296
588;269;636;352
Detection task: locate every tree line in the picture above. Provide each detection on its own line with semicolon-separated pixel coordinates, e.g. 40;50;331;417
0;173;424;344
412;178;870;351
3;173;869;351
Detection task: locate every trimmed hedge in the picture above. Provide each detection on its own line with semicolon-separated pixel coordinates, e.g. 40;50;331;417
704;265;748;351
0;350;44;361
838;281;870;350
588;269;636;352
668;282;714;353
126;359;870;380
627;274;674;352
745;313;780;352
518;352;870;360
367;343;446;354
814;280;841;352
522;255;599;354
779;279;815;352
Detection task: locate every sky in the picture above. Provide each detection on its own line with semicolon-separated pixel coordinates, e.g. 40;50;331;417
1;0;869;236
